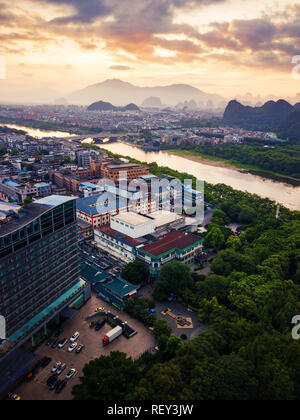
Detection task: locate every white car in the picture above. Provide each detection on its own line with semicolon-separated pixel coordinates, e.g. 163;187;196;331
51;362;61;373
58;338;68;349
66;368;76;380
70;332;80;343
68;342;78;353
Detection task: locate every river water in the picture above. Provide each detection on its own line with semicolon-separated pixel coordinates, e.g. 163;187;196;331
0;124;76;139
101;142;300;211
2;123;299;210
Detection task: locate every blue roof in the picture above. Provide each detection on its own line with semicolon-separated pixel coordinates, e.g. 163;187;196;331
76;192;121;215
3;180;20;188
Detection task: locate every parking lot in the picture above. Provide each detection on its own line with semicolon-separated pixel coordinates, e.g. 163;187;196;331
16;293;155;401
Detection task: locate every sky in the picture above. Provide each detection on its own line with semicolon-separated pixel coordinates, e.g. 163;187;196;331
0;0;300;103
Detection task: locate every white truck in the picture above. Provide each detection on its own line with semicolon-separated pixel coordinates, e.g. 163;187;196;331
103;326;122;346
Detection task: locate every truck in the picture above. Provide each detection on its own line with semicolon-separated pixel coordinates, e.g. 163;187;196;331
103;326;123;346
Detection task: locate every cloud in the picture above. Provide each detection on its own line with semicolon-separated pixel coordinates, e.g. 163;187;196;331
109;65;133;71
1;0;300;74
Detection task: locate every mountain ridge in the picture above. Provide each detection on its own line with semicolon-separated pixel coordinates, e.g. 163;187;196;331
87;100;140;112
68;79;225;107
223;99;300;142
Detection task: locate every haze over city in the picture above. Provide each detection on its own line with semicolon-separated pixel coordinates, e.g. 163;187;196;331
1;0;300;104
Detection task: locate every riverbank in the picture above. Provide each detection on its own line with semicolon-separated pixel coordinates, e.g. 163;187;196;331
168;149;300;187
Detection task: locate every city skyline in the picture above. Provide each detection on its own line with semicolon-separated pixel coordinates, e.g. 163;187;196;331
0;0;300;103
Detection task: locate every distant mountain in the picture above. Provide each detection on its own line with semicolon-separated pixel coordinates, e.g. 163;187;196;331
87;100;140;112
223;99;300;142
278;110;300;142
68;79;225;107
223;99;295;130
142;97;162;108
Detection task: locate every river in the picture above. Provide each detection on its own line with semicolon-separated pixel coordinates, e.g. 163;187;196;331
2;123;299;210
0;124;76;139
101;142;300;211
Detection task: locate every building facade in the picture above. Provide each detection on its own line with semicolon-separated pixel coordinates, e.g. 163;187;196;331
94;226;141;263
137;231;204;278
0;196;90;345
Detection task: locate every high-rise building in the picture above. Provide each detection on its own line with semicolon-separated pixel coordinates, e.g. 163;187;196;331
0;195;90;348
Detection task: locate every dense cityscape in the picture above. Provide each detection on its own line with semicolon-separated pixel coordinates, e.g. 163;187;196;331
0;0;300;408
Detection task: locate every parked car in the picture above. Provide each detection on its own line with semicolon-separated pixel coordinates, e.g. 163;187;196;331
76;344;84;354
68;342;77;353
66;369;76;380
51;340;59;349
55;380;67;394
56;363;66;376
47;374;58;388
70;332;80;343
51;362;61;374
49;378;59;391
9;394;21;401
58;338;68;349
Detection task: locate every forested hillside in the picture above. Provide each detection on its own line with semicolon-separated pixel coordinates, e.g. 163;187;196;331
72;160;300;401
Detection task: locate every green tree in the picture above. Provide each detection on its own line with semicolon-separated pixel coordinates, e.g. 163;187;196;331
212;209;230;226
153;319;172;338
122;261;149;285
72;352;141;400
23;196;33;205
205;226;225;249
154;262;193;297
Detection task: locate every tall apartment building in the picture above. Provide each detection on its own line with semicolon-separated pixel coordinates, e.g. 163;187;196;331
0;196;90;348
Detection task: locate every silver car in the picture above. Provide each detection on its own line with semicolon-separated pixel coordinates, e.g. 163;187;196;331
66;368;76;380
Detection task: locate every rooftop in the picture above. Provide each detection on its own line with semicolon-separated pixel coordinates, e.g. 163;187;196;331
140;230;202;257
112;212;153;227
102;277;137;298
148;211;183;228
35;195;76;206
76;192;123;215
0;195;76;238
98;225;141;248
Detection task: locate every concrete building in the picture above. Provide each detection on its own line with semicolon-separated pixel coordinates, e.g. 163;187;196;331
76;150;91;168
111;212;155;239
102;163;150;182
34;182;52;197
137;231;204;278
76;192;129;229
94;225;141;262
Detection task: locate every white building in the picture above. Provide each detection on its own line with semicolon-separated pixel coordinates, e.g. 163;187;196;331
111;212;155;239
94;226;141;263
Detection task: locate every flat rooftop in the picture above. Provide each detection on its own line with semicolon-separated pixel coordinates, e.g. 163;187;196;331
140;231;202;257
112;212;152;227
149;211;183;228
